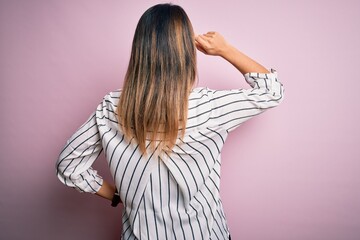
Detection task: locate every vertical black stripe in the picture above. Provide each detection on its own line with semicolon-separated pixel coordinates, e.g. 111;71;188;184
104;131;118;154
124;142;151;206
193;196;211;236
168;169;177;240
166;153;193;201
189;204;204;240
158;161;169;240
174;152;199;191
177;185;186;239
129;145;159;225
119;143;138;189
113;141;132;181
185;208;195;240
108;135;124;167
143;198;150;240
150;176;159;239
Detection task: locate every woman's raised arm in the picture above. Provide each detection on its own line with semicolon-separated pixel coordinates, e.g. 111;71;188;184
195;32;269;75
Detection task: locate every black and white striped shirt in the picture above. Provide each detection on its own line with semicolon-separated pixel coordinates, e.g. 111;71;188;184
56;69;284;240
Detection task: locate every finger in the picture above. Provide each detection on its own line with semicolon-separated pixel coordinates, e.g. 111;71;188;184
204;31;216;37
194;39;207;53
198;34;212;42
197;34;211;40
195;43;206;54
195;35;210;48
196;46;207;54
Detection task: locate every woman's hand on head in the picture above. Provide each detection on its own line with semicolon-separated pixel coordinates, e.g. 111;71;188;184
195;32;230;57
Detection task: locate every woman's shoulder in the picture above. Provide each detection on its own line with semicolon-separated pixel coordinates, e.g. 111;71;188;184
102;89;121;103
189;87;213;98
105;89;122;99
95;89;122;112
95;89;121;126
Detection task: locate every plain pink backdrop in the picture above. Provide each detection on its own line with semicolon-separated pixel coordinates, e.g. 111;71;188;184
1;0;359;239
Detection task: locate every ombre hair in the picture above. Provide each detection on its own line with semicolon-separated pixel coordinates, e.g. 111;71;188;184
117;4;197;154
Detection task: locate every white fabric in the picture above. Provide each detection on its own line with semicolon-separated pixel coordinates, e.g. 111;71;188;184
56;69;284;240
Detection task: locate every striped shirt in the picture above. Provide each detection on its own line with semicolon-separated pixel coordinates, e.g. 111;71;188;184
56;69;284;240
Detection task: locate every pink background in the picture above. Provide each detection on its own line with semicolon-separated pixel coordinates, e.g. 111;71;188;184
1;0;360;239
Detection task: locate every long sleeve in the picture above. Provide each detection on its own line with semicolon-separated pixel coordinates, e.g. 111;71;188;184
208;68;284;132
56;112;104;193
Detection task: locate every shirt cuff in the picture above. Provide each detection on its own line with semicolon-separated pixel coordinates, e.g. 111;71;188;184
244;68;277;88
74;170;104;194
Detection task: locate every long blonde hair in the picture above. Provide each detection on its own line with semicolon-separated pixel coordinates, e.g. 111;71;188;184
117;4;197;154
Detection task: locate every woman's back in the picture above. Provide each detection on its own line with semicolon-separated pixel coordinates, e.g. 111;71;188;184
56;3;284;240
99;88;230;239
57;69;283;239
